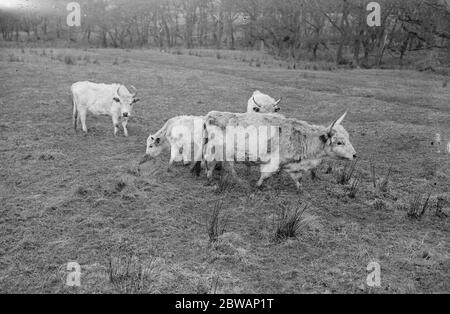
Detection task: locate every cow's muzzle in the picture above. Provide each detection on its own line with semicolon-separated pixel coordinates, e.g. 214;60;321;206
274;107;280;112
123;112;129;118
139;154;151;165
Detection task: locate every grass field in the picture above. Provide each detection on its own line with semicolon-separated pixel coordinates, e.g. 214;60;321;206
0;47;449;293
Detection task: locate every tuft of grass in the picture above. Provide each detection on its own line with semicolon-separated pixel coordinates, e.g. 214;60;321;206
93;58;100;64
113;58;119;65
74;186;92;197
373;199;387;211
336;159;358;185
347;176;360;198
370;160;391;195
209;273;221;294
273;202;308;241
64;55;76;65
207;199;226;243
407;193;431;219
107;253;156;294
215;172;232;194
434;195;448;218
216;51;221;59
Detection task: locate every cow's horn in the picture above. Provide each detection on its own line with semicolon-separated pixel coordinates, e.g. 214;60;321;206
329;111;347;132
130;85;137;96
275;98;282;105
252;97;262;108
116;86;122;97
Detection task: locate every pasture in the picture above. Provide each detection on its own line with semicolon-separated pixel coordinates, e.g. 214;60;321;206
0;47;449;293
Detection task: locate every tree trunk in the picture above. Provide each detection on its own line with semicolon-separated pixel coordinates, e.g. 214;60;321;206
336;0;350;65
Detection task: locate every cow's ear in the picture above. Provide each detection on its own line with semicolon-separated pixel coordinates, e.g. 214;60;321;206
253;107;260;112
320;134;330;143
113;97;120;102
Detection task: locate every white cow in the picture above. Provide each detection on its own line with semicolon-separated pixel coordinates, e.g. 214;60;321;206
140;91;282;175
140;116;205;172
71;81;140;136
247;90;282;113
203;111;357;189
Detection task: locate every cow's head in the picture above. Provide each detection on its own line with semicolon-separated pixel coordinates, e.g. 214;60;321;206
113;85;140;118
250;90;282;113
139;134;164;165
320;112;357;160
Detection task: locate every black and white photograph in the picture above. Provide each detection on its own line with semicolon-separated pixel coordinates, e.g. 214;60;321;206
0;0;449;297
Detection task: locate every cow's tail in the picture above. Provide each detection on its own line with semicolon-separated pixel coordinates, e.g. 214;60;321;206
71;89;77;131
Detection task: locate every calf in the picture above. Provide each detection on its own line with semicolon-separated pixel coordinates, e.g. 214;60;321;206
140;116;204;172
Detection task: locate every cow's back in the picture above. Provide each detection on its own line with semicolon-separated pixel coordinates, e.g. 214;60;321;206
166;115;204;142
205;111;327;164
71;81;120;114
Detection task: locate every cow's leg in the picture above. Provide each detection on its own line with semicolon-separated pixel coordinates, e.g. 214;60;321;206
190;146;204;176
206;160;215;179
112;115;120;136
245;162;252;176
205;160;217;184
72;100;78;132
256;162;279;188
167;145;178;172
122;118;129;137
79;109;88;134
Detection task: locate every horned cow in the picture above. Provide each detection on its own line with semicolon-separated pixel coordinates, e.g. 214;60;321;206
71;81;140;136
247;90;282;114
202;111;356;189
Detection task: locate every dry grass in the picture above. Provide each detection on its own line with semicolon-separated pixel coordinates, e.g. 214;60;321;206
347;176;361;199
273;201;308;241
0;47;449;293
207;199;227;243
370;159;391;195
336;160;359;185
64;55;76;65
407;193;432;219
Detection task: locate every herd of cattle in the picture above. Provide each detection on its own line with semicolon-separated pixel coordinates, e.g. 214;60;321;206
71;81;357;189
